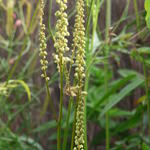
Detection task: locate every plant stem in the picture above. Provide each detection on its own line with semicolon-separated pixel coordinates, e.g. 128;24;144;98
71;94;79;150
105;108;109;150
85;0;94;55
106;0;111;39
84;73;90;150
143;62;150;141
45;78;57;121
105;0;111;149
48;0;54;41
83;1;94;149
62;97;73;150
57;67;64;150
104;49;109;150
133;0;140;32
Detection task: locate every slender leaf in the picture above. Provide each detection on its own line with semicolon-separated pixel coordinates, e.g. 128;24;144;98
100;77;144;116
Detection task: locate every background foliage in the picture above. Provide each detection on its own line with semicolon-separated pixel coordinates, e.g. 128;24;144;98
0;0;150;150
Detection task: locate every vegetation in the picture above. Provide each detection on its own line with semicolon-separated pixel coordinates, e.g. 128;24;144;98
0;0;150;150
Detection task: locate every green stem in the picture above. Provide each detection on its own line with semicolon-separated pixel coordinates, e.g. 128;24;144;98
133;0;140;32
143;62;150;141
84;73;89;150
62;97;73;150
104;52;109;150
71;94;79;150
57;67;64;150
48;0;54;41
106;0;111;39
105;0;111;149
45;78;57;121
83;1;94;149
105;107;110;150
85;0;94;55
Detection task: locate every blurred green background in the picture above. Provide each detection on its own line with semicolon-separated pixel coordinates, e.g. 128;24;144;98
0;0;150;150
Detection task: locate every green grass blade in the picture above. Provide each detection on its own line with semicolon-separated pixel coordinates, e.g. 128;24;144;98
101;77;144;117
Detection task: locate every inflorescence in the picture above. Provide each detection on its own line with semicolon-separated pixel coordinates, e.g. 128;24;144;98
53;0;70;73
73;0;86;149
39;0;49;81
39;0;87;149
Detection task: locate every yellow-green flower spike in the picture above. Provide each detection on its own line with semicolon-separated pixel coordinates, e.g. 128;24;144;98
73;0;86;149
74;96;85;150
53;0;70;73
73;0;86;87
39;0;49;81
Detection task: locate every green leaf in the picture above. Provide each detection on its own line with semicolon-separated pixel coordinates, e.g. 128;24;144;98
136;47;150;55
0;80;31;100
9;80;31;101
88;75;135;118
118;69;143;78
112;106;143;134
19;136;43;150
145;0;150;29
100;77;144;116
109;108;135;118
142;143;150;150
33;120;57;133
145;0;150;12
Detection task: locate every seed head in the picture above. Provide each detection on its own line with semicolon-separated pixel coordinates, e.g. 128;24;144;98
53;0;70;73
73;0;86;149
39;0;49;81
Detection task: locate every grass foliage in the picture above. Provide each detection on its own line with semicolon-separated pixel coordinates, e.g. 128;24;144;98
0;0;150;150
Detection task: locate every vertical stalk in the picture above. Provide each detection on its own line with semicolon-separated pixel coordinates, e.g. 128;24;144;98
45;78;57;121
85;0;94;55
84;1;94;149
106;0;111;39
105;0;111;150
71;95;79;150
84;74;89;150
57;66;64;150
48;0;54;41
104;50;109;150
133;0;140;32
54;1;69;149
143;62;150;141
62;97;73;150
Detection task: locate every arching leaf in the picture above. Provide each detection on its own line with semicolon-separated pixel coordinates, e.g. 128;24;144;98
145;0;150;29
